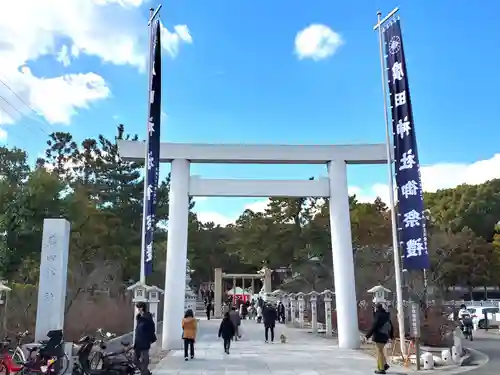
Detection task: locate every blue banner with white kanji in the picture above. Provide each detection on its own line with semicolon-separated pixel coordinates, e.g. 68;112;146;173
143;20;162;277
384;19;430;270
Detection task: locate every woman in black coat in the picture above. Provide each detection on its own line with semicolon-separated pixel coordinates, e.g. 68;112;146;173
366;303;394;374
218;312;235;354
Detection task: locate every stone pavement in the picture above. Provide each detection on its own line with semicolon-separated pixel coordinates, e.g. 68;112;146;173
153;318;406;375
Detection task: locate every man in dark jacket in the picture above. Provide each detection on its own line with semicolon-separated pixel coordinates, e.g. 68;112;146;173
218;312;236;354
206;301;212;320
366;303;394;374
134;302;156;375
262;304;277;343
229;307;241;340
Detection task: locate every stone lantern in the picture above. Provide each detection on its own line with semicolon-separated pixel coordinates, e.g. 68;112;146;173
184;261;197;315
367;285;391;309
127;281;149;342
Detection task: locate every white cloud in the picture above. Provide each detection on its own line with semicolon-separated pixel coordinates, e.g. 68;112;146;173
196;212;236;227
195;199;270;226
160;23;193;58
0;0;191;126
245;199;270;213
348;183;393;206
294;24;344;61
350;154;500;205
21;68;110;124
0;128;7;141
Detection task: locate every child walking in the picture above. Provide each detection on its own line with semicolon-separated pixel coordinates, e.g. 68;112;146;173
218;312;235;354
182;309;197;361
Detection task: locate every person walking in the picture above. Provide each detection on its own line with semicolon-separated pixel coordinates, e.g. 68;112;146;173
263;304;277;343
182;309;197;361
206;301;212;320
229;307;241;340
277;302;285;323
365;303;394;374
218;312;236;354
133;302;156;375
256;304;263;323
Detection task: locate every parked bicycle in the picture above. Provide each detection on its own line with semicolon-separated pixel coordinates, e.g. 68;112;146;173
0;336;23;375
0;330;68;374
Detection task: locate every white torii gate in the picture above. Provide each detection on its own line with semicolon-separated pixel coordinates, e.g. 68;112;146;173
117;140;389;350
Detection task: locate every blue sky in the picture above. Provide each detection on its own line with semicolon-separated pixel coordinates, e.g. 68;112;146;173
1;0;499;225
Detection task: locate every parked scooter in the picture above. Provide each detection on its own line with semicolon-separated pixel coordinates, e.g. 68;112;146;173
73;335;135;375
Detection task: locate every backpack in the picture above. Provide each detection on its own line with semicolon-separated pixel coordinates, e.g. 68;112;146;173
378;320;392;336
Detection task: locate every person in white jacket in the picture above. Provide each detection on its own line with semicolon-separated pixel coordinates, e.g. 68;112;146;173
256;305;263;323
457;304;470;319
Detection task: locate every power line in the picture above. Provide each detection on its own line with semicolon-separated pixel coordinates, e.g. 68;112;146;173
0;74;54;134
0;95;46;137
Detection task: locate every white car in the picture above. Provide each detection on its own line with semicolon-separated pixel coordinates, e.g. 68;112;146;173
449;306;500;329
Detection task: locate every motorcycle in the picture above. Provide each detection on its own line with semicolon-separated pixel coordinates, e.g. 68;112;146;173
73;335;135;375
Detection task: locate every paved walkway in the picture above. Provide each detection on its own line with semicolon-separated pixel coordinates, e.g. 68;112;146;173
153;318;402;375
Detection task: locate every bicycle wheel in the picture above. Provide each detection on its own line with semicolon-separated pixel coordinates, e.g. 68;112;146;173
58;354;69;375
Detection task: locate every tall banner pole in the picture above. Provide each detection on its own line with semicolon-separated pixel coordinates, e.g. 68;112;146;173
139;8;155;285
140;5;163;284
375;8;432;359
374;8;406;356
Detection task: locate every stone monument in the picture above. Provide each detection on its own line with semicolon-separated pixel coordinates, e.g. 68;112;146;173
35;219;70;341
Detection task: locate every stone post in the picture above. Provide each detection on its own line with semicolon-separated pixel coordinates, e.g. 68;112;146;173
297;292;305;328
214;268;222;318
0;283;11;335
263;267;272;293
309;291;319;334
147;286;164;333
289;294;296;325
322;290;333;337
242;277;245;301
232;277;236;305
283;294;290;323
